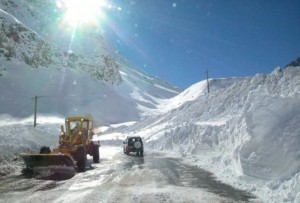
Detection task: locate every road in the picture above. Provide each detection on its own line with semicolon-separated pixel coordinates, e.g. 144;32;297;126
0;146;258;203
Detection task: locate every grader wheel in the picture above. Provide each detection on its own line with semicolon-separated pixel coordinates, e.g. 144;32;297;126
76;146;87;172
92;144;100;163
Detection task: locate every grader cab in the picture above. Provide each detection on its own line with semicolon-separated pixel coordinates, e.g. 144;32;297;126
20;116;100;179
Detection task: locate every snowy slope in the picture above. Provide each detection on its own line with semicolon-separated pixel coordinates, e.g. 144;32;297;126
100;66;300;203
0;5;181;124
153;77;246;114
115;59;181;117
0;0;110;58
0;8;121;82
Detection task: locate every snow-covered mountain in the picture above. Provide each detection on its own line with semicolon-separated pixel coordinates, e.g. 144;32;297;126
100;66;300;202
0;2;181;124
285;57;300;68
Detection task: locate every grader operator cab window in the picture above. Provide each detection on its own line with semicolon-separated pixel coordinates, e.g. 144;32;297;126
82;121;88;129
69;121;80;135
64;118;93;138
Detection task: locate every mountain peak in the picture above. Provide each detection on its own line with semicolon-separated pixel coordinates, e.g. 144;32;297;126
285;56;300;68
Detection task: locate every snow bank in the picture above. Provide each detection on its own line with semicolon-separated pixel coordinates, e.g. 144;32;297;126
101;67;300;202
241;92;300;180
0;115;61;176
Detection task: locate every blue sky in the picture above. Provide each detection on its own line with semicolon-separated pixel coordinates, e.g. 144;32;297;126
101;0;300;89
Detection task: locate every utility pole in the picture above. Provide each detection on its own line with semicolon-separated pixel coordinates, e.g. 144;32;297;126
206;70;210;94
33;96;41;127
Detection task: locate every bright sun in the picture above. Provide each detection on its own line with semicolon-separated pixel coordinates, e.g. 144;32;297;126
59;0;107;26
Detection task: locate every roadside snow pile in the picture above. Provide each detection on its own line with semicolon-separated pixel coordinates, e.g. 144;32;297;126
0;115;61;176
100;66;300;202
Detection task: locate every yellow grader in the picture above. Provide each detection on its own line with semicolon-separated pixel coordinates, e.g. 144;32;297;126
20;116;100;179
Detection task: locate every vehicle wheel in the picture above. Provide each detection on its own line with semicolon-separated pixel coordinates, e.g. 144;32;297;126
136;150;140;156
40;146;51;154
93;144;100;163
140;150;144;156
134;141;142;149
76;146;87;172
125;148;129;155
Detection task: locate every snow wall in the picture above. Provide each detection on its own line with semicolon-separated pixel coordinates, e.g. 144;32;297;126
143;67;300;202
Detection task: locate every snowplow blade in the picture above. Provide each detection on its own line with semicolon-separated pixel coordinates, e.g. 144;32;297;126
20;153;76;180
20;153;75;168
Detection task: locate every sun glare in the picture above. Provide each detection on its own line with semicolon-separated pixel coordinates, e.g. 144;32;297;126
60;0;107;26
56;0;122;53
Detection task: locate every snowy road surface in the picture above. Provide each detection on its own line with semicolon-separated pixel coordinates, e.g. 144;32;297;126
0;146;257;203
